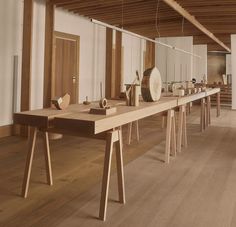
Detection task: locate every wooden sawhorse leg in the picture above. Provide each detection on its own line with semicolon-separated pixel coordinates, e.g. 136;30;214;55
200;98;206;132
171;113;177;157
161;115;166;129
177;105;187;153
165;109;176;164
127;121;140;145
206;96;211;127
183;106;187;148
43;132;53;187
216;92;221;117
186;102;191;115
22;128;53;198
99;128;125;221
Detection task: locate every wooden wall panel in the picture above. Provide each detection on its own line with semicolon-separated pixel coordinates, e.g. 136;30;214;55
105;28;113;98
145;40;155;70
105;29;122;99
115;31;122;98
43;0;55;108
20;0;33;136
0;125;13;138
21;0;33;112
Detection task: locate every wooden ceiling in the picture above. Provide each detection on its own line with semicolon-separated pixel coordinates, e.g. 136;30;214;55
51;0;236;51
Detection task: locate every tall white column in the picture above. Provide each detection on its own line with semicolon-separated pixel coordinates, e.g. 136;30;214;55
231;35;236;109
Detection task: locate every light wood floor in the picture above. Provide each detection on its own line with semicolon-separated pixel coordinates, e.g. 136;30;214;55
1;106;236;227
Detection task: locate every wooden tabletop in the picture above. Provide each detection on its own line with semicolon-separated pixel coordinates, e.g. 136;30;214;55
14;88;220;135
205;87;220;96
54;98;178;134
177;92;206;106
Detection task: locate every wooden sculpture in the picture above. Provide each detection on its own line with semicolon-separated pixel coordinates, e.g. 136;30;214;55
83;96;91;105
141;67;162;102
125;70;140;106
89;82;116;115
51;93;70;110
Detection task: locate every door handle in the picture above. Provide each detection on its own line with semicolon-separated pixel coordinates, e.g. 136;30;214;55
72;76;76;84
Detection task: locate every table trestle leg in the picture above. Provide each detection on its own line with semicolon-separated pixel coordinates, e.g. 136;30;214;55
127;121;140;145
208;96;211;125
127;122;132;145
43;131;53;186
171;114;177;157
165;109;176;163
216;92;220;117
200;98;206;132
177;105;187;153
22;128;53;198
182;107;188;148
99;128;125;221
22;127;38;198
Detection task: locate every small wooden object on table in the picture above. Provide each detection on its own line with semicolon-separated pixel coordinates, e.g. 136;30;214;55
125;71;140;144
50;94;71;139
89;83;117;116
51;93;70;110
83;96;91;105
89;106;117;115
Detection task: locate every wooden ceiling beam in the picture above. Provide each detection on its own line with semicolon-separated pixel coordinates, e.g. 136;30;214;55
179;0;236;7
207;44;230;52
51;0;78;5
63;0;148;10
54;0;235;52
162;0;231;52
70;1;168;16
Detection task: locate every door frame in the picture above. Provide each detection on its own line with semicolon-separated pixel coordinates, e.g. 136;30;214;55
52;31;80;103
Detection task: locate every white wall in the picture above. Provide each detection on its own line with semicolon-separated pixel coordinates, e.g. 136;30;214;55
193;45;207;82
31;0;45;110
155;37;193;83
55;9;106;103
231;35;236;109
0;0;23;126
122;33;145;91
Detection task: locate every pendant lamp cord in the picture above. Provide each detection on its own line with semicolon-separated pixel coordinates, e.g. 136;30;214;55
155;0;161;38
121;0;124;29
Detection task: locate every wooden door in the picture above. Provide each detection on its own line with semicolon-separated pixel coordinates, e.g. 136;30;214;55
52;32;80;104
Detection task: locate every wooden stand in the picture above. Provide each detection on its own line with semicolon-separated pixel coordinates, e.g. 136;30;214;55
99;128;125;221
125;84;140;106
22;127;53;198
127;121;140;145
200;98;206;132
185;89;192;115
206;96;211;127
177;105;187;153
165;109;176;164
186;102;191;115
201;95;213;131
216;92;221;117
161;115;166;129
22;127;125;222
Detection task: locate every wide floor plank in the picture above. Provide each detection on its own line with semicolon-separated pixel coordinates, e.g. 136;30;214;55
1;106;236;227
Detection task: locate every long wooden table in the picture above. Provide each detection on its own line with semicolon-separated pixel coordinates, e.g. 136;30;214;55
14;88;220;221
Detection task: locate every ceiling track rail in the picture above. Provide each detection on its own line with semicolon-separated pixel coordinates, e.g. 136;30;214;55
163;0;231;53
